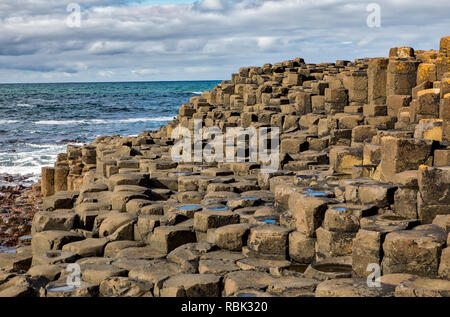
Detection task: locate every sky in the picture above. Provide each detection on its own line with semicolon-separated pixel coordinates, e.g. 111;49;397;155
0;0;448;83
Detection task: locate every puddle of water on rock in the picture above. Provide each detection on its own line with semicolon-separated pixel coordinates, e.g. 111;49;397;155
314;264;352;273
241;197;259;201
297;175;314;179
304;192;329;197
332;207;347;212
286;264;308;273
209;206;228;211
260;219;277;224
0;247;17;254
176;205;202;210
254;216;280;224
47;285;78;293
255;217;280;224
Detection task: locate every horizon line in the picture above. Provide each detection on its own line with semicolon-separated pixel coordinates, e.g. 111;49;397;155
0;79;225;85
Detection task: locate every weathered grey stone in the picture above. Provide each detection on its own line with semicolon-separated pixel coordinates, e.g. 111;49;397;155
167;242;215;273
438;247;450;279
32;250;79;266
288;231;315;264
288;193;328;237
32;211;78;234
31;230;84;255
98;212;137;239
395;278;450;297
267;276;319;297
382;225;447;277
80;263;128;285
215;224;251;251
150;226;197;254
103;240;141;258
158;273;221;297
194;210;240;233
99;277;153;297
41;280;99;297
0;253;32;271
246;224;291;260
62;238;109;257
128;260;183;291
315;278;395;297
315;227;356;260
223;270;276;297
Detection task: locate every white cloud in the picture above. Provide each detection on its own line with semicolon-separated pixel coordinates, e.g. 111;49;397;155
131;68;160;75
184;66;214;73
195;0;226;11
98;70;114;77
0;0;448;82
257;37;280;50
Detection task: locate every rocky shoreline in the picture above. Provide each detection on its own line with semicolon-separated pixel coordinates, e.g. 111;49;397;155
0;36;450;297
0;175;42;248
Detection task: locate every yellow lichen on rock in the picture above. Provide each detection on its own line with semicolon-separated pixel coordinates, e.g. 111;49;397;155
440;36;450;57
417;63;437;84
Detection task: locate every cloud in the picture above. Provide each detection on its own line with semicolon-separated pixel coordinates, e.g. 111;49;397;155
131;68;160;75
184;66;214;73
98;70;114;77
0;0;448;82
257;37;282;51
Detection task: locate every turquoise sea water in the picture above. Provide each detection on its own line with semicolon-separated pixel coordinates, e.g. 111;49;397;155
0;81;220;183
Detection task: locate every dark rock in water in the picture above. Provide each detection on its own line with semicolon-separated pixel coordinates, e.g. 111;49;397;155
60;139;82;143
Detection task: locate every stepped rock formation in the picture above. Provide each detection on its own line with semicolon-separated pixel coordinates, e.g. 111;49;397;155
1;36;450;297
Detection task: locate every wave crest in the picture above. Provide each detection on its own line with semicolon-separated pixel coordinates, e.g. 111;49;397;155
35;116;175;125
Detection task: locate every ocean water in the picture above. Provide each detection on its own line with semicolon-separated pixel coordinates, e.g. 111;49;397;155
0;81;220;184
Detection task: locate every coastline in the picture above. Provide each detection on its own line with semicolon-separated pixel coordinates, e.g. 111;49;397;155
0;81;216;248
0;36;449;297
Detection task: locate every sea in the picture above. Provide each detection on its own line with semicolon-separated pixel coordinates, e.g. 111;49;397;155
0;81;220;186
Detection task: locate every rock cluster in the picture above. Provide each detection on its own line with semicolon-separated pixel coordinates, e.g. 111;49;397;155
1;36;450;297
0;177;41;247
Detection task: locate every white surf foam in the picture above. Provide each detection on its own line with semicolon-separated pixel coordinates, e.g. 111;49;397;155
103;117;175;123
35;120;82;125
0;120;19;124
24;142;84;149
0;143;68;180
0;166;42;178
35;117;175;125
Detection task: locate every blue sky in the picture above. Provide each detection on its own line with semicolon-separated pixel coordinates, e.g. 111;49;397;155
0;0;448;83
